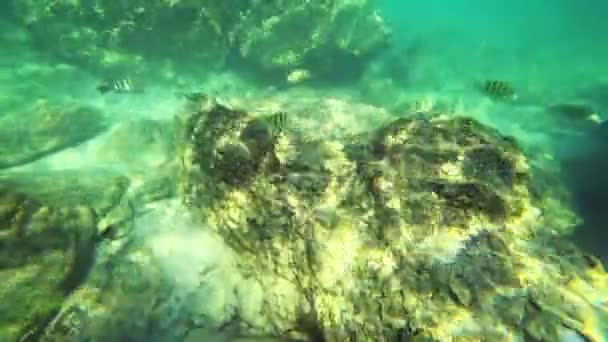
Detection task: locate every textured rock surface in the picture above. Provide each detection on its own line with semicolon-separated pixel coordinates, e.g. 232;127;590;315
0;113;179;241
11;0;389;79
39;199;244;342
5;93;604;341
0;169;137;241
11;0;246;75
235;0;389;76
175;97;608;341
0;100;107;169
0;187;97;341
0;170;129;216
0;115;178;340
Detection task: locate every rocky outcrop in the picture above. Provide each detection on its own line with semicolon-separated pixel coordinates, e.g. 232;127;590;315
10;94;604;341
38;199;243;342
174;96;608;341
235;0;389;77
0;100;107;169
12;1;389;80
0;118;180;341
0;187;97;341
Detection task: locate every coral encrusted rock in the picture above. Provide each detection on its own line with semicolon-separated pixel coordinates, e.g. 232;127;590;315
0;100;107;169
235;0;390;76
12;1;389;80
0;186;97;341
175;96;608;341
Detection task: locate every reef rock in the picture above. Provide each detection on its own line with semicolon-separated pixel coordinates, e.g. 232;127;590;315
236;0;390;77
38;199;243;342
12;0;240;75
0;187;97;341
175;96;608;341
0;170;129;216
0;100;107;169
12;0;389;80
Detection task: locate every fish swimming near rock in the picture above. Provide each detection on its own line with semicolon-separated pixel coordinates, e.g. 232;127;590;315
97;77;143;94
481;80;517;101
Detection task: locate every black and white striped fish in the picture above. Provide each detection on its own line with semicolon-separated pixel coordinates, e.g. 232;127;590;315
481;80;517;100
97;78;142;94
260;111;290;135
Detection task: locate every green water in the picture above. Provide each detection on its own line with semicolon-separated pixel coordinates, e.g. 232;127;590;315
1;1;607;341
377;0;608;264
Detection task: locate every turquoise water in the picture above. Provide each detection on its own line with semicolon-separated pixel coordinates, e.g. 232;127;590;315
378;0;608;262
379;0;608;103
1;1;607;341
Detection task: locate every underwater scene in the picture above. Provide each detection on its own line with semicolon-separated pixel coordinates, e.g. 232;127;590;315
1;0;607;341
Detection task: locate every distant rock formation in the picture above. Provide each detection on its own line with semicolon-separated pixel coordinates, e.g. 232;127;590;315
12;1;390;81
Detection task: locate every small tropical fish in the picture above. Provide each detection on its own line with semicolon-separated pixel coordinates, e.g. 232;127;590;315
183;91;208;102
287;69;311;84
266;111;289;134
97;77;142;94
482;80;517;100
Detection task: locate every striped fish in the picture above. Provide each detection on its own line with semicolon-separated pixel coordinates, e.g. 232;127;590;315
482;80;517;100
97;77;141;94
266;111;289;134
183;91;208;102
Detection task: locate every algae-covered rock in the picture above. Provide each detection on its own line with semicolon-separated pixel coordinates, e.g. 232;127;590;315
12;1;389;80
175;97;608;341
12;0;238;76
0;100;107;169
0;169;136;242
236;0;390;77
0;187;97;341
0;170;129;216
39;199;241;342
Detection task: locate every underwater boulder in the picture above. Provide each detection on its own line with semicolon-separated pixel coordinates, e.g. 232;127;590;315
12;0;237;76
0;100;107;169
12;0;388;81
0;186;97;341
176;97;608;341
37;199;246;342
0;170;129;216
235;0;390;81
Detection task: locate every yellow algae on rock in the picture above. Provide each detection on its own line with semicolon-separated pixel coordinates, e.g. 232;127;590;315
0;187;97;341
170;96;608;341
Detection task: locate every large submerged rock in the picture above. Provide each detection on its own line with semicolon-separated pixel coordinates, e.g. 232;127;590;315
175;96;608;341
235;0;390;77
13;94;605;341
0;187;97;341
12;0;389;79
0;117;181;341
0;100;107;169
37;199;246;342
